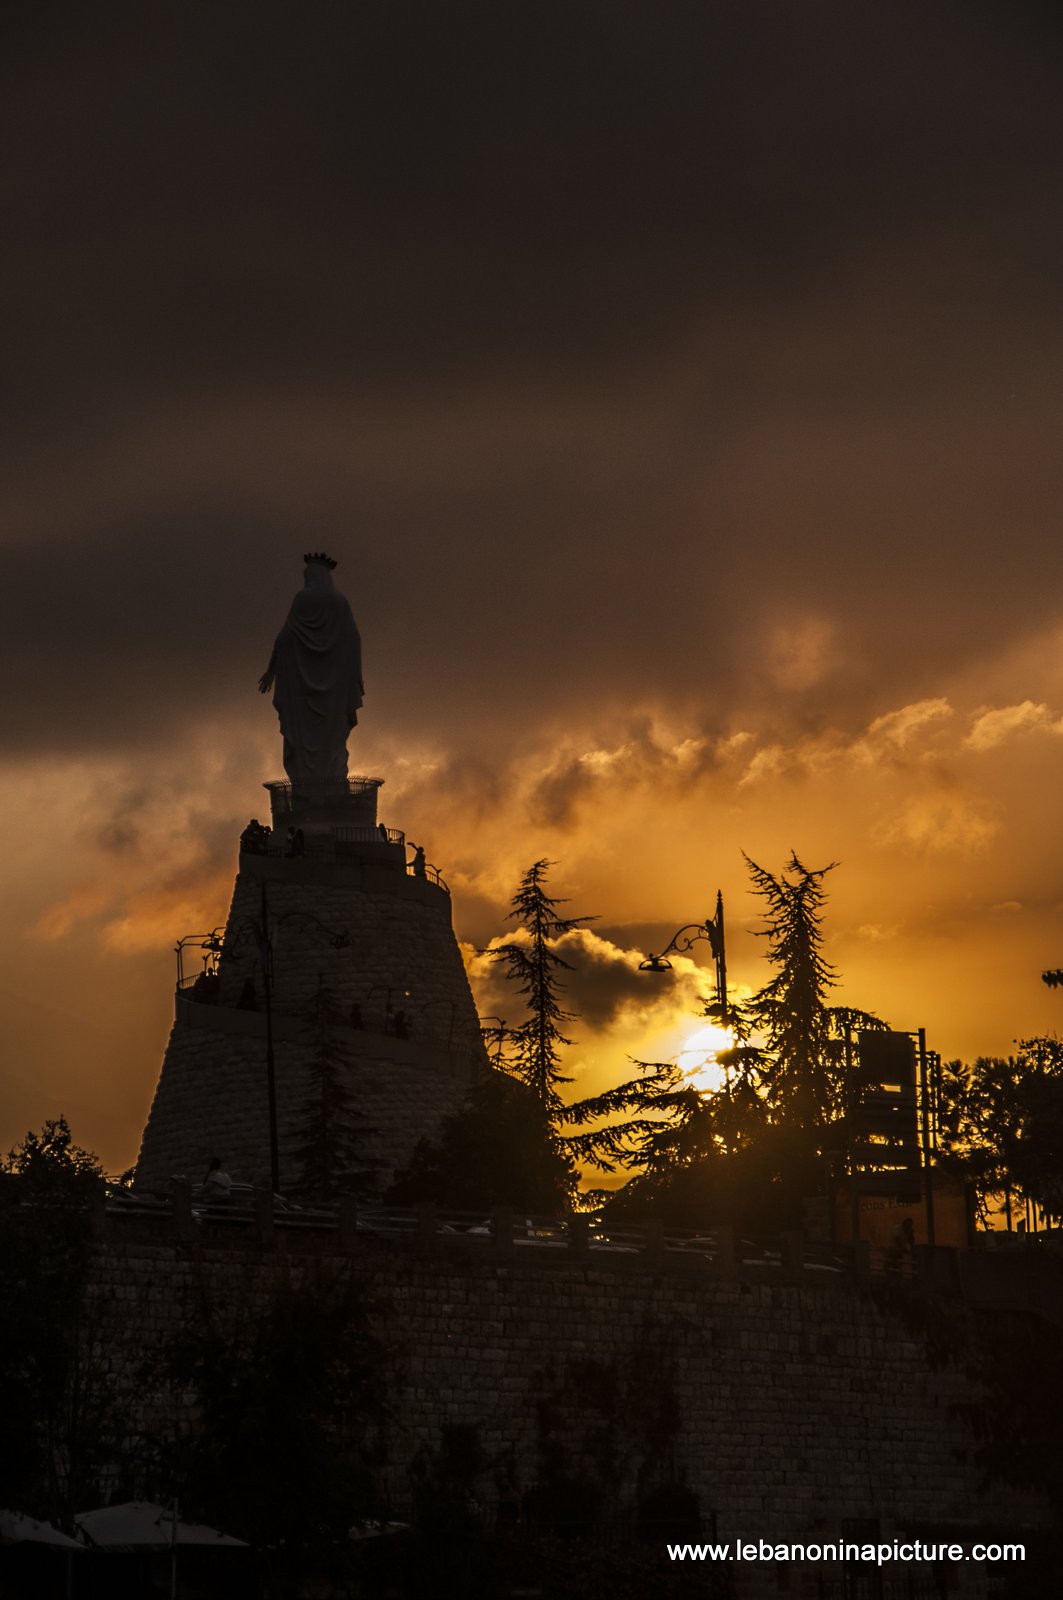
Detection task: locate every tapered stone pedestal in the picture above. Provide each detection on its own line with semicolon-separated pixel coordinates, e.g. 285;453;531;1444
136;778;487;1194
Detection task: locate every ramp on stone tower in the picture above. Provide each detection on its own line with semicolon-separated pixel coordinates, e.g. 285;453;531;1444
135;776;488;1196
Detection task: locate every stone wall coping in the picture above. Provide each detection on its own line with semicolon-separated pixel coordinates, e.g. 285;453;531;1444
98;1200;1063;1326
95;1202;980;1298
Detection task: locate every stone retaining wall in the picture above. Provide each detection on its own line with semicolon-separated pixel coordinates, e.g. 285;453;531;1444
87;1222;1048;1600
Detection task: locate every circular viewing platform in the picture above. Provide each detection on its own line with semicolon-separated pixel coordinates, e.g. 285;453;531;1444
263;775;384;831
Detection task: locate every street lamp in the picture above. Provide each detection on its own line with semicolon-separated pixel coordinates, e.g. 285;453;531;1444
225;882;352;1194
638;890;729;1025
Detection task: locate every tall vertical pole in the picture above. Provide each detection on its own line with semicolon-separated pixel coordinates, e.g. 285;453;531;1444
919;1027;935;1248
169;1499;178;1600
260;880;281;1195
713;890;729;1026
846;1022;860;1248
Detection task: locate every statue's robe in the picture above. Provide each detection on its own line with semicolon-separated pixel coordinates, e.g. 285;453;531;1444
271;571;363;788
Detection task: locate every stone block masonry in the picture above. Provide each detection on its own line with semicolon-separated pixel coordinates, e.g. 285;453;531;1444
136;838;489;1193
86;1222;1048;1600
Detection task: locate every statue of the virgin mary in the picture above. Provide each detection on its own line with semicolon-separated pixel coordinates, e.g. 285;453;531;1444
258;553;364;792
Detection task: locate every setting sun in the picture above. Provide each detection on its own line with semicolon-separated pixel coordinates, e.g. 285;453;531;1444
676;1022;735;1094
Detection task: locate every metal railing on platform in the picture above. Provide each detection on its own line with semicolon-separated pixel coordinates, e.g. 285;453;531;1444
259;828;406;859
264;777;383;815
336;826;404;845
406;860;449;892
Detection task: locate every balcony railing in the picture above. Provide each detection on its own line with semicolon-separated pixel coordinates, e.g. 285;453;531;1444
407;860;449;892
262;825;405;857
176;972;219;1003
240;826;407;860
264;777;383;814
335;826;404;845
240;826;448;891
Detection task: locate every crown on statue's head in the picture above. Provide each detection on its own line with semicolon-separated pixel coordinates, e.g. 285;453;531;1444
303;551;338;569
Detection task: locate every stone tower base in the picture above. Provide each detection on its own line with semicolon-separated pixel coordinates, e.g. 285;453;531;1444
136;779;487;1195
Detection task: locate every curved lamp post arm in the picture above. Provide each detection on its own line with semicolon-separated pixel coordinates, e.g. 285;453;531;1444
223;918;269;967
638;891;729;1025
656;921;722;959
224;903;351;972
272;908;352;949
174;928;226;986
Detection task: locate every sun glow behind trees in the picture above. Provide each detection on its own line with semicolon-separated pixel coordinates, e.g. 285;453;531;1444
675;1022;734;1094
477;852;899;1206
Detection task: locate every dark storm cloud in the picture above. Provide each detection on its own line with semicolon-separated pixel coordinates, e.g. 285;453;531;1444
6;0;1061;429
470;925;690;1035
4;2;1063;761
554;931;663;1031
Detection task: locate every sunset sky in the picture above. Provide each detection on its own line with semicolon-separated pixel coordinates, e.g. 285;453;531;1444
4;3;1063;1174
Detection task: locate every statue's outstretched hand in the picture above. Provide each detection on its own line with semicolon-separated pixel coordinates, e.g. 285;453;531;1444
258;672;274;694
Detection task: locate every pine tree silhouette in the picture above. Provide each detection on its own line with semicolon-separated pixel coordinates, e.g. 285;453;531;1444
488;859;595;1113
743;851;886;1129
